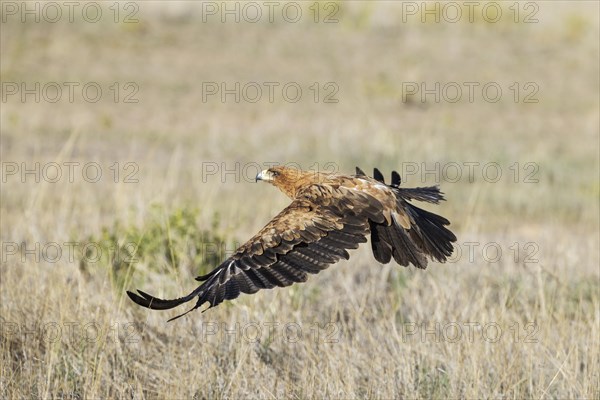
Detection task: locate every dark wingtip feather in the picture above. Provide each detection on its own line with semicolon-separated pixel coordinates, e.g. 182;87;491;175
391;171;401;187
373;168;385;183
126;289;194;310
195;268;221;281
355;166;366;176
166;306;199;322
126;290;148;307
369;221;393;264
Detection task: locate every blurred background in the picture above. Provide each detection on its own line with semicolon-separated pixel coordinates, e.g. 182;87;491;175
1;1;598;398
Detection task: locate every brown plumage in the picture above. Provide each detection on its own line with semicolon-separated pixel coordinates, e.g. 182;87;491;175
127;166;457;321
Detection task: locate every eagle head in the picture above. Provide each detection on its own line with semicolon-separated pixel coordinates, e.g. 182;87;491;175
256;166;315;199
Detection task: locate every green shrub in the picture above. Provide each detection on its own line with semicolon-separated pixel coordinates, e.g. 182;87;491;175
78;205;229;291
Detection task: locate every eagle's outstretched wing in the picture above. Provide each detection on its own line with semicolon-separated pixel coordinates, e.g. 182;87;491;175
127;191;382;321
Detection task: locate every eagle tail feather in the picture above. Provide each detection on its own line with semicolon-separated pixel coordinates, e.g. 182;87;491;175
402;202;457;262
370;184;457;268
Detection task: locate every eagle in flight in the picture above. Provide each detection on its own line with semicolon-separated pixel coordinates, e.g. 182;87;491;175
127;166;457;321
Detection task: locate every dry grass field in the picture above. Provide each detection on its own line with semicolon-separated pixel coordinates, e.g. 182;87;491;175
1;1;599;398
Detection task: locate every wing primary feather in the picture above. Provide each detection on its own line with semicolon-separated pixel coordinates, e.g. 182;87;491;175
311;241;350;260
296;245;337;263
369;221;393;264
233;271;261;294
127;289;194;310
390;223;427;268
285;252;329;273
195;267;221;282
244;268;275;289
391;171;401;187
167;306;198;322
373;168;385;183
282;254;318;274
257;267;291;286
272;260;309;282
397;186;445;204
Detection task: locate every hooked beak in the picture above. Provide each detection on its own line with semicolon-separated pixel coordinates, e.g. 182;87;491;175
256;169;273;183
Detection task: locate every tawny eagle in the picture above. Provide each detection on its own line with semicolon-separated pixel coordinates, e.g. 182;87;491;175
127;166;457;320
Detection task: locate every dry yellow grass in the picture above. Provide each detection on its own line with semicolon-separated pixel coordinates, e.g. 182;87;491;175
1;2;599;398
